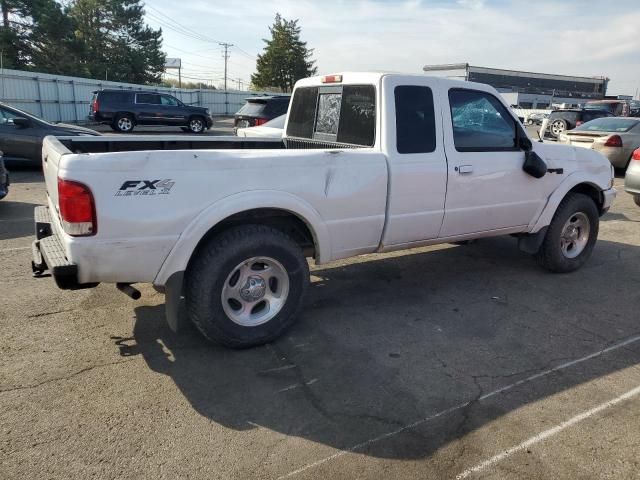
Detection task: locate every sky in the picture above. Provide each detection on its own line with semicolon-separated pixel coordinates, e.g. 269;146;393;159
146;0;640;96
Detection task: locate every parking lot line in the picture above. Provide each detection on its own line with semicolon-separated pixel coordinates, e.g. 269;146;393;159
277;334;640;479
0;246;31;253
455;384;640;479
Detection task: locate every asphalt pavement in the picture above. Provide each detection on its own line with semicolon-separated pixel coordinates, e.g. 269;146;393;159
1;131;640;479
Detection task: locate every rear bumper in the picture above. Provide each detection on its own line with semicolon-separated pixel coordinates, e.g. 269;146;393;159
31;206;98;290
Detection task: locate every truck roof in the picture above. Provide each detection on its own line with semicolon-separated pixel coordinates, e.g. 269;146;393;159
296;71;496;93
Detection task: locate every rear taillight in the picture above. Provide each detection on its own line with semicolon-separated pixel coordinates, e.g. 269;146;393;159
632;148;640;161
91;98;99;114
254;118;267;126
604;135;622;148
575;121;583;127
58;178;96;236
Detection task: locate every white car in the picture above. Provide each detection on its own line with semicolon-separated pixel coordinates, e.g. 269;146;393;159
236;114;285;138
33;72;616;348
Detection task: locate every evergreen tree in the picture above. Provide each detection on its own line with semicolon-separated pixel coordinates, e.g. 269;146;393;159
0;0;33;69
69;0;165;84
251;14;317;92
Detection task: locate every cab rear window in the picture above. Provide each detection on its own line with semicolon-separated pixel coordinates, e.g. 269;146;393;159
286;85;376;147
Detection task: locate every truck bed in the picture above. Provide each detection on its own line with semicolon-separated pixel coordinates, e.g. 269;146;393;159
58;135;285;154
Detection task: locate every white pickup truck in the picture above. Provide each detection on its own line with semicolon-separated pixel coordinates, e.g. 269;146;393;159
33;72;616;348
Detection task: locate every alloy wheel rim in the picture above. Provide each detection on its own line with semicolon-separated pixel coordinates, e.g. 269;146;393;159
221;256;290;327
118;118;132;131
560;212;590;259
551;121;565;136
190;119;203;132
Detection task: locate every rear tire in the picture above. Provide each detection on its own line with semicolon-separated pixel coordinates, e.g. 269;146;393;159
185;225;309;348
536;193;599;273
113;113;135;133
634;195;640;208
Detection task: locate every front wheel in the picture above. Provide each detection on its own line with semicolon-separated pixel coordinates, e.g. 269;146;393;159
185;225;309;348
536;193;599;273
188;116;206;134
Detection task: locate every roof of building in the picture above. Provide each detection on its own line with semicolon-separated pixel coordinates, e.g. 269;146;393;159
422;63;608;83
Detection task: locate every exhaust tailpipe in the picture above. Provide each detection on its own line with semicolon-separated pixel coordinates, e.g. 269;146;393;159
116;283;141;300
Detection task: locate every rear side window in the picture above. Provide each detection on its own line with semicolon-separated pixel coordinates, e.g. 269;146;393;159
550;111;579;122
287;88;318;139
102;92;130;104
395;86;436;154
237;101;267;116
449;89;517;151
136;93;161;105
286;85;376;147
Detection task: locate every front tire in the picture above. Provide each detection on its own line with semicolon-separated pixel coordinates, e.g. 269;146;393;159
188;116;206;134
536;193;599;273
185;225;309;348
549;119;567;139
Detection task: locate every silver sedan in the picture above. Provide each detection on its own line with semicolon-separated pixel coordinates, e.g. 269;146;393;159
624;148;640;207
558;117;640;169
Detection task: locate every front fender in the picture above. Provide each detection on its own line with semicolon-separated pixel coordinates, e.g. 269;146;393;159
153;190;330;286
529;171;612;233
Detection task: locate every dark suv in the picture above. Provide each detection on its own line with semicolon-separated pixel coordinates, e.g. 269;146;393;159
234;96;290;131
90;90;213;134
542;108;614;139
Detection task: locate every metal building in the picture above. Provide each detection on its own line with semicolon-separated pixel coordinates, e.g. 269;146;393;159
422;63;609;109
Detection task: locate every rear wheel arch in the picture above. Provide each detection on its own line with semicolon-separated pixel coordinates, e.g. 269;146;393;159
186;208;318;274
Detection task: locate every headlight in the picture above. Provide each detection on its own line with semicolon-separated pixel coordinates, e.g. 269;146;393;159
206;109;211;115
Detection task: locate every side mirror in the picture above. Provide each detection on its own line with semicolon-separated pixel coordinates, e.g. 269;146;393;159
522;150;547;178
12;117;30;129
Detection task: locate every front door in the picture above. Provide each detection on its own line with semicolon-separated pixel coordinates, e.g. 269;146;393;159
0;107;41;162
440;88;547;237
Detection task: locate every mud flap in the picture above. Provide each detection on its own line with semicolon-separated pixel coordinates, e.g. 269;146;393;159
164;271;188;332
518;227;548;255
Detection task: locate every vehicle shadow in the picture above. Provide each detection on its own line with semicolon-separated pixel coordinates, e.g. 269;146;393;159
0;200;36;240
125;236;640;462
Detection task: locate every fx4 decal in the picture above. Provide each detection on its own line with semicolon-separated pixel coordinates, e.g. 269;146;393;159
115;179;175;197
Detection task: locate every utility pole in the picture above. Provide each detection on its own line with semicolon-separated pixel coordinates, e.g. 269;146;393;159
219;42;233;91
236;78;242;91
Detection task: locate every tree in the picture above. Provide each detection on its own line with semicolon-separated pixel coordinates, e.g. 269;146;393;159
0;0;34;69
251;14;317;92
69;0;165;84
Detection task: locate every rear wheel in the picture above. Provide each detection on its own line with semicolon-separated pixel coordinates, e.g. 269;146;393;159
634;195;640;208
536;193;599;273
113;113;134;133
185;225;309;348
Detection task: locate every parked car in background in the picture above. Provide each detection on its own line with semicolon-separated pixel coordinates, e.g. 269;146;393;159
90;90;213;134
584;100;631;117
558;117;640;169
0;102;100;165
540;109;614;139
234;96;290;132
0;152;9;200
624;148;640;207
526;112;548;126
236;114;285;138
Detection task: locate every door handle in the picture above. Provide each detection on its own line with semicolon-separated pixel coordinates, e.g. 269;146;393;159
456;165;473;174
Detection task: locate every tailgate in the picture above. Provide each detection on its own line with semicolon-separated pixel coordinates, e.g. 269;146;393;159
42;136;72;213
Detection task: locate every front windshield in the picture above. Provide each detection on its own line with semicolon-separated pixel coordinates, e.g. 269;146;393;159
575;118;638;132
